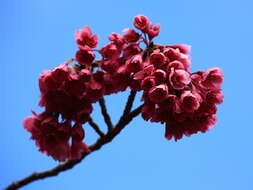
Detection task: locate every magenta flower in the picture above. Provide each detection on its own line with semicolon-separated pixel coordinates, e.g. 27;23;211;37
201;67;223;90
123;28;141;43
70;123;90;159
23;112;90;161
123;43;141;58
166;60;185;71
75;26;98;50
180;91;201;112
126;54;143;73
206;90;224;104
108;32;125;46
23;112;71;161
76;50;95;66
39;70;60;93
51;64;70;82
153;69;167;84
100;43;119;59
169;69;191;90
141;76;156;91
148;84;168;103
149;51;166;68
164;47;191;69
79;69;91;82
133;15;150;32
147;23;160;40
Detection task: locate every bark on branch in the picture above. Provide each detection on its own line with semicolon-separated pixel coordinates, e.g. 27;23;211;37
98;97;114;131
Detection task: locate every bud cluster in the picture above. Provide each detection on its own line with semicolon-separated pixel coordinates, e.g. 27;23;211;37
23;15;223;161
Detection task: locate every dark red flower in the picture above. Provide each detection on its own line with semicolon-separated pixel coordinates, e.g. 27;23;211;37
201;68;223;90
75;26;98;50
100;43;119;59
126;54;143;73
133;15;150;32
147;23;160;40
148;84;168;103
169;69;191;90
149;51;166;68
123;28;141;43
76;50;95;66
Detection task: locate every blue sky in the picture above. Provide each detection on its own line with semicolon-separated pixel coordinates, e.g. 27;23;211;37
1;0;252;189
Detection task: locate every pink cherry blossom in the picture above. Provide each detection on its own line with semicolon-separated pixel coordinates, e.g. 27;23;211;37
76;50;95;66
153;69;167;84
149;51;166;68
123;43;141;58
180;91;200;112
123;28;141;43
169;69;191;90
148;84;168;103
39;70;60;93
147;23;160;40
126;54;143;73
51;64;70;82
133;15;150;32
201;68;223;90
23;112;71;161
100;43;119;59
75;26;98;50
108;32;125;46
166;60;185;71
141;76;156;91
206;90;224;104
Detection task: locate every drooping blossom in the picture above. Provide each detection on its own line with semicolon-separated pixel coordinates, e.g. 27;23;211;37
169;69;191;90
148;84;168;103
180;91;201;113
23;112;90;161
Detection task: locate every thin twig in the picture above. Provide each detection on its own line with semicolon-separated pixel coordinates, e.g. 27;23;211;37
4;105;143;190
98;98;113;131
63;58;76;65
119;90;137;123
88;118;105;137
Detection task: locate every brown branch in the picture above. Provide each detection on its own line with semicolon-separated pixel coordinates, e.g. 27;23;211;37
120;90;137;120
98;98;113;131
89;104;143;152
4;105;143;190
88;117;105;137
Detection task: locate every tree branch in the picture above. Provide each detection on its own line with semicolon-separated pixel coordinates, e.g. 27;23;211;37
90;104;143;151
4;105;143;190
88;117;105;137
120;90;137;120
98;98;113;131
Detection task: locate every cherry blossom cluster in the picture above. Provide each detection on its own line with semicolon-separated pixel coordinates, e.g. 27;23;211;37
23;15;223;161
138;50;223;140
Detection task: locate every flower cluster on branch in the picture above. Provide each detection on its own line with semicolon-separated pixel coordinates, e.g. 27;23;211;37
23;15;223;163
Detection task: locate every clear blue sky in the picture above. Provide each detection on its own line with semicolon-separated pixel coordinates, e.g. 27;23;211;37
1;0;252;189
